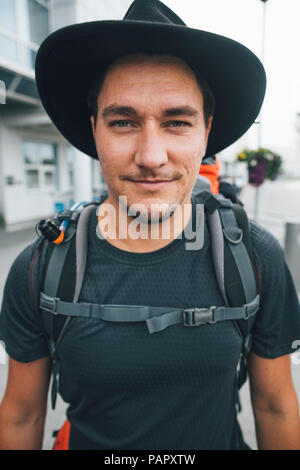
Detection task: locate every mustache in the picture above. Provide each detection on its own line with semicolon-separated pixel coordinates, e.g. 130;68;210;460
120;171;182;181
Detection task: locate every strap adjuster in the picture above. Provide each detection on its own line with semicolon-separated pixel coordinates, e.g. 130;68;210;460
40;293;59;315
244;304;250;320
183;306;216;327
243;294;260;320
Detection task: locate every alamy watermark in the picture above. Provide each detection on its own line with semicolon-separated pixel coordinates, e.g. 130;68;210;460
0;80;6;104
0;341;7;365
96;197;205;250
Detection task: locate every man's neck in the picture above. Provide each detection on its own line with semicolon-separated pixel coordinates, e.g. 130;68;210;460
96;195;193;253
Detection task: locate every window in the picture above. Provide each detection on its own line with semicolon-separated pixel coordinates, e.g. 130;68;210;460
92;158;107;192
21;45;37;69
19;0;49;68
0;0;18;63
27;0;49;44
25;169;39;188
23;140;57;190
0;0;17;34
0;0;49;69
0;33;18;63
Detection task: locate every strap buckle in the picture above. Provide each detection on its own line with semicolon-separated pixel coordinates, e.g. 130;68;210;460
183;306;216;327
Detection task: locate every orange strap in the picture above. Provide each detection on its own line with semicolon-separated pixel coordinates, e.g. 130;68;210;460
199;156;220;194
53;419;70;450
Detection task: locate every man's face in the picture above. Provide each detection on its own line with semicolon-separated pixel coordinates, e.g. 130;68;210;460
91;55;212;222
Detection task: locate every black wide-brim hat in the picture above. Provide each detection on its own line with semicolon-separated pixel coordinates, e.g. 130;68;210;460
35;0;266;159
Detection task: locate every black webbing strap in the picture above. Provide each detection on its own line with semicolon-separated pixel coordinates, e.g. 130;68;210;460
41;239;74;409
40;203;98;409
208;196;260;401
40;291;260;334
219;205;257;304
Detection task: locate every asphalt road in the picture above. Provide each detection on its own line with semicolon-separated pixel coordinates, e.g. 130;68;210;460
0;204;299;449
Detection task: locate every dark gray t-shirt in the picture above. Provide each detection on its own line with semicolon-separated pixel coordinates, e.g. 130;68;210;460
1;200;300;450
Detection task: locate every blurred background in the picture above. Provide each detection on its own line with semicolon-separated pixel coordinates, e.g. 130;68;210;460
0;0;300;450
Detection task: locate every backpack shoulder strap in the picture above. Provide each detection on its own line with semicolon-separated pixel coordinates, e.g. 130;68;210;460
207;196;259;309
227;203;261;394
28;236;53;314
207;195;261;395
37;202;98;408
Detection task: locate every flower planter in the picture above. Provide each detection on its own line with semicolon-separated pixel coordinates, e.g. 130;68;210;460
248;159;268;187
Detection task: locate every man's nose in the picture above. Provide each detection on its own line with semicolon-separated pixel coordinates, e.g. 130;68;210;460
134;125;168;169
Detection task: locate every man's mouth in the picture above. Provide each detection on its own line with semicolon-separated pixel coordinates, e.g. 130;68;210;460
128;179;174;191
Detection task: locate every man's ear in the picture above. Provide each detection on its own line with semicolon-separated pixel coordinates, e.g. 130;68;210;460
90;115;96;139
205;115;213;146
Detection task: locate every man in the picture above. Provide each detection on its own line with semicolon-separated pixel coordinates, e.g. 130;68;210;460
0;0;300;451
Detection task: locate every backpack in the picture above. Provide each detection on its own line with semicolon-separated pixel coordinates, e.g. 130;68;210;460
29;189;261;417
199;154;221;194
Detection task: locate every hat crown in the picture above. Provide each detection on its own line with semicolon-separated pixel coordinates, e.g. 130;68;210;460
124;0;186;26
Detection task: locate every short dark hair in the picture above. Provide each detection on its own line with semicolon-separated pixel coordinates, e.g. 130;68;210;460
87;55;215;128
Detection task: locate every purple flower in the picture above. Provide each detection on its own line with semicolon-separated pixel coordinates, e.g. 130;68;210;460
248;161;267;186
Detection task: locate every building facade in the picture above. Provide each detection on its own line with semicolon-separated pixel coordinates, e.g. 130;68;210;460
0;0;130;231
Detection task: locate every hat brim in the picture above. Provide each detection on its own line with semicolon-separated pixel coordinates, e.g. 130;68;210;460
35;20;266;159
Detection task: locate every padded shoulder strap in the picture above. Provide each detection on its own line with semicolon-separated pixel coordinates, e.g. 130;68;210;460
40;202;97;408
28;237;52;314
221;203;257;305
73;204;98;302
207;197;259;334
207;208;228;305
207;196;261;397
42;203;98;337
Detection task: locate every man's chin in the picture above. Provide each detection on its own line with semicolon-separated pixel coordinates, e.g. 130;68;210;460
114;189;190;223
126;201;181;225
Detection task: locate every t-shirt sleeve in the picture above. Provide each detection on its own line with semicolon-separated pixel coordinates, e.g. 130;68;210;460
0;240;50;362
250;221;300;359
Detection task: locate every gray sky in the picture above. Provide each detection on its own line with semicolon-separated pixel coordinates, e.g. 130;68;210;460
164;0;300;154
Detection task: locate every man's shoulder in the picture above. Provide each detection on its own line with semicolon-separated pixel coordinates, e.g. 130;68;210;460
249;219;284;259
9;237;43;272
248;219;287;285
0;236;51;362
2;237;48;304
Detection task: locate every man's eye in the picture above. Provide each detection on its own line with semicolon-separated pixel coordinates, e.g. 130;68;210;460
109;120;132;128
166;120;191;127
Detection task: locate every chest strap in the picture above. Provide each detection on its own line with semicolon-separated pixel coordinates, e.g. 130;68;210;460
40;292;260;334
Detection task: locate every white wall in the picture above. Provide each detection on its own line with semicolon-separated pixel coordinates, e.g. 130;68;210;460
0;115;4;215
73;147;93;203
1;123;71;228
50;0;77;30
75;0;131;22
50;0;131;30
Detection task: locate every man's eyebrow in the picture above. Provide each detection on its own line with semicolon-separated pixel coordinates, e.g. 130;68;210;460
101;105;138;118
163;106;199;117
101;104;199;119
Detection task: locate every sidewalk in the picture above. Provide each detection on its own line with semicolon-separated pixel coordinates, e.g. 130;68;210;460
0;227;36;305
239;178;300;247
